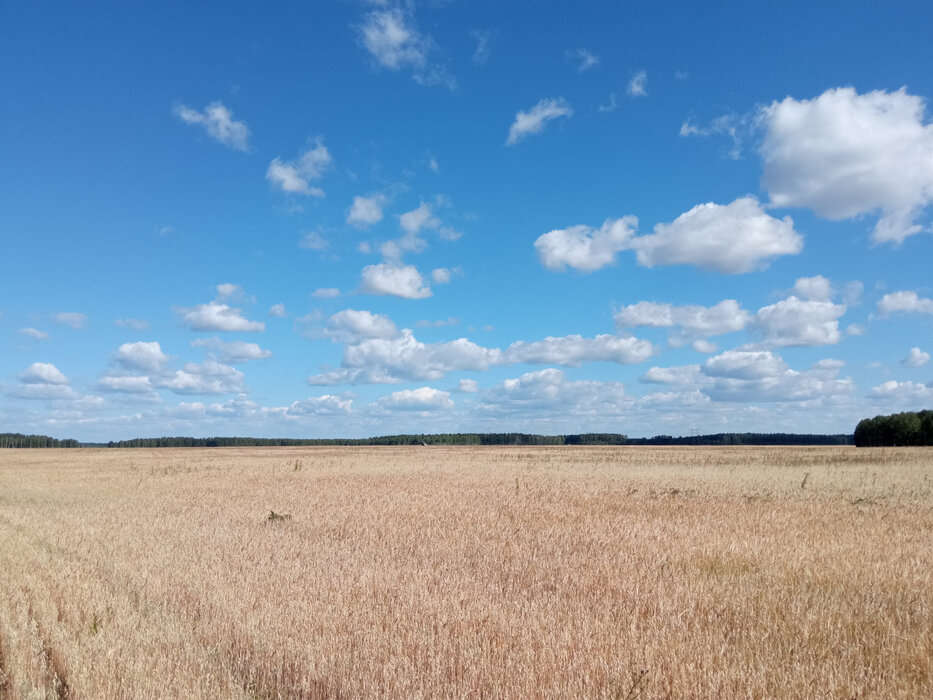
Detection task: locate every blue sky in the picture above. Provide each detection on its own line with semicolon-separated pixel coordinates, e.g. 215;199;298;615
2;0;933;441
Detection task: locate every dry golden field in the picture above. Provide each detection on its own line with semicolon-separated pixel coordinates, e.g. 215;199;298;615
0;446;931;699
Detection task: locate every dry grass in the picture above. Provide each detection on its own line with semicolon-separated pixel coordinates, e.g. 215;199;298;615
0;446;931;698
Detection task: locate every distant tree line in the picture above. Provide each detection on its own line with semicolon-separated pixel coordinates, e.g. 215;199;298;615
854;410;933;447
104;433;570;448
103;432;852;448
1;430;857;449
625;433;853;446
0;433;81;448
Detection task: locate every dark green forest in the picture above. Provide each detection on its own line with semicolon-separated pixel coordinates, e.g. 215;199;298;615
854;410;933;447
3;431;854;448
0;433;82;448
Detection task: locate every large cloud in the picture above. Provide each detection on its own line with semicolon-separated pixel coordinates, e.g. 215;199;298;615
869;380;933;403
615;299;751;343
701;351;853;402
310;318;654;385
479;368;631;416
324;309;399;344
877;290;933;316
754;296;846;347
631;197;802;273
113;341;170;372
759;87;933;244
13;362;80;400
310;329;502;385
536;197;801;274
505;334;654;366
156;360;245;395
20;362;69;385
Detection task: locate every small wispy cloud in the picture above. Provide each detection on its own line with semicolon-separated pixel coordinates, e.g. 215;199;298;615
174;101;250;151
52;312;88;329
598;92;618;114
267;139;333;197
114;318;150;331
17;328;50;340
568;48;600;72
627;70;647;97
471;29;493;65
506;98;573;146
299;230;330;251
359;8;455;88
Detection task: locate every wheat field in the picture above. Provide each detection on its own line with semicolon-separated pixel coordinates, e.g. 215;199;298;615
0;446;930;698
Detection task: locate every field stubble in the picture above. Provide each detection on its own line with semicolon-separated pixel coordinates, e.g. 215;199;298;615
0;446;931;698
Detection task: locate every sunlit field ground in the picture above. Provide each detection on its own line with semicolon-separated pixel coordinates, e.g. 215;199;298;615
0;446;931;698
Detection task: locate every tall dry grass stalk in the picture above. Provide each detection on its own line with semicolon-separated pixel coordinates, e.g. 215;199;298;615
0;446;931;698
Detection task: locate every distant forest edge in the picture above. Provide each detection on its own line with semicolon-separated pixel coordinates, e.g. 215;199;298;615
2;431;856;448
854;410;933;447
0;433;82;448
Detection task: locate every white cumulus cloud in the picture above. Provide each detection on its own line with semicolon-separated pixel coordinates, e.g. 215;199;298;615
347;194;387;228
869;380;933;403
535;217;637;272
309;329;502;385
632;196;802;274
902;347;930;367
701;351;853;402
615;299;752;343
325;309;399;344
113;341;170;373
504;334;654;366
479;368;630;417
176;302;265;332
286;395;353;416
877;290;933;316
793;275;833;301
359;263;432;299
156;359;245;395
759;87;933;244
20;362;69;385
374;386;454;411
754;296;846;347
